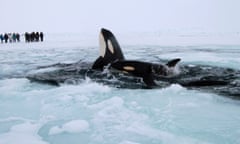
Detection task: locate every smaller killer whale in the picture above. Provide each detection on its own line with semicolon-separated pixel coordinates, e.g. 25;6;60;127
110;59;181;86
92;28;181;86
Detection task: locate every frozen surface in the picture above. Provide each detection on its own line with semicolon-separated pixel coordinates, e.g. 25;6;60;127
0;33;240;144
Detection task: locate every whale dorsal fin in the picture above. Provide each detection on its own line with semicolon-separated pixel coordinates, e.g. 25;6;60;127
166;58;181;67
92;28;125;70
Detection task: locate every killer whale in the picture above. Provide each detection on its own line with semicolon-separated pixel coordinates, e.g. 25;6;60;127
110;59;181;86
92;28;125;70
92;28;181;86
26;28;240;98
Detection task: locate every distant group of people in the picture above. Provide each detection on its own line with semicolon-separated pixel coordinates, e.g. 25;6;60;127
0;33;20;43
24;32;44;42
0;32;45;44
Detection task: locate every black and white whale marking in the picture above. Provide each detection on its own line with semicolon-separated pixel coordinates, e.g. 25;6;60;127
27;28;240;98
92;28;181;86
92;28;125;70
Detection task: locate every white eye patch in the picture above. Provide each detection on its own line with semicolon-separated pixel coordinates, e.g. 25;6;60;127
107;40;114;54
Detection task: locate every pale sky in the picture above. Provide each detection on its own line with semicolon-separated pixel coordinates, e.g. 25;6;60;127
1;0;240;34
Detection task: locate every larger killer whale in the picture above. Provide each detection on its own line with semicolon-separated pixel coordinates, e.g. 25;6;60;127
27;28;240;98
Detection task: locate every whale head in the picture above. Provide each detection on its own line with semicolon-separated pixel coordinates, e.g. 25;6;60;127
99;28;124;59
92;28;125;70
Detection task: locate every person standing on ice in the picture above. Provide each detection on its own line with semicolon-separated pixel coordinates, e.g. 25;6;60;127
12;33;17;42
16;33;20;42
25;32;30;42
0;34;4;43
39;32;44;42
35;32;40;42
4;33;8;43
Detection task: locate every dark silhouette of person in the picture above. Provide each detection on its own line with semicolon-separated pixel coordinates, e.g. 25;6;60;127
0;34;4;43
16;33;20;42
8;33;13;43
4;33;8;43
31;32;36;42
35;32;40;42
25;32;30;42
12;33;17;42
39;32;44;42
